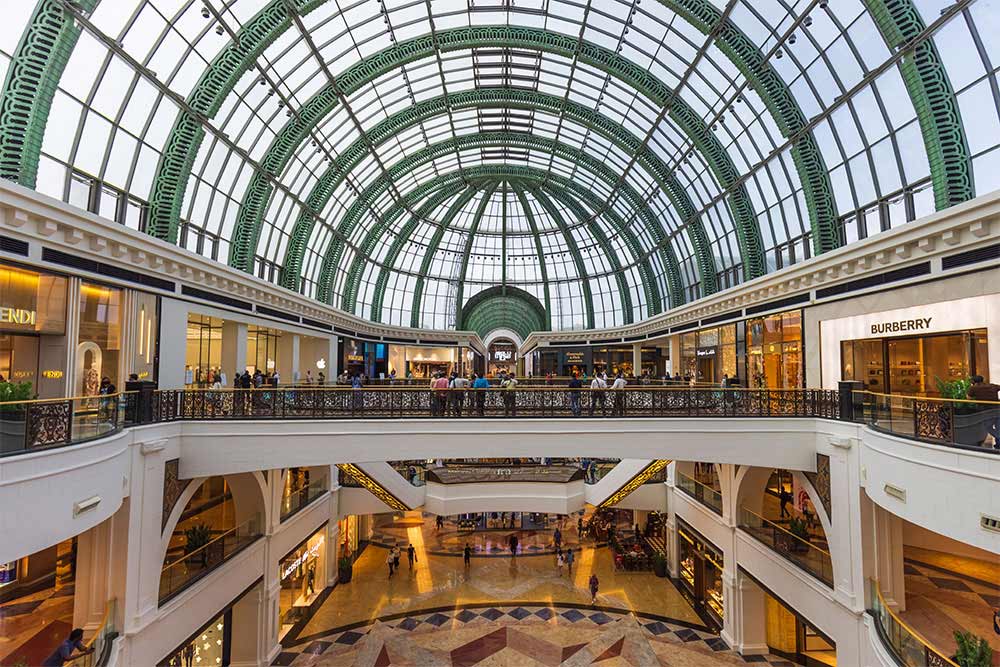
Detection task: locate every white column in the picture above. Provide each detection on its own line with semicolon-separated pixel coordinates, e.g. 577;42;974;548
229;582;277;667
222;321;248;379
156;297;189;389
722;569;768;655
873;504;906;612
277;334;299;384
326;335;338;380
664;464;679;578
632;342;642;377
73;517;114;631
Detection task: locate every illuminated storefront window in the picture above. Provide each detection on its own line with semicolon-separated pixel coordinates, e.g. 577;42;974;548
246;326;281;376
0;264;68;397
680;325;737;385
76;282;122;396
130;291;159;382
185;315;224;387
677;519;724;629
747;311;803;389
278;526;327;639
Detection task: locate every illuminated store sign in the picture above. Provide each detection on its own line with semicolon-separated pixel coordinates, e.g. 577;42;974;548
281;536;323;581
493;349;513;362
695;347;716;357
41;370;64;379
565;352;585;364
0;307;36;326
870;317;932;335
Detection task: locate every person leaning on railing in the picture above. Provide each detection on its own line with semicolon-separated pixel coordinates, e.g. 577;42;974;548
472;373;489;416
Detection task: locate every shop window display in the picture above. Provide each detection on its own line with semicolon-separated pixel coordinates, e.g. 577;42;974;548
160;611;228;667
185;315;224;387
279;527;327;638
246;326;281;376
0;265;68;395
681;325;736;384
76;282;122;396
746;311;803;389
841;329;988;397
676;521;724;629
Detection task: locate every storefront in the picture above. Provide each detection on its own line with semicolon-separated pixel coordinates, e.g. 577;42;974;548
0;263;69;398
338;515;361;563
387;344;455;379
0;538;75;604
680;325;737;385
746;311;803;389
676;519;724;629
759;583;836;666
487;340;517;376
158;607;231;667
76;282;123;396
246;325;281;376
819;296;996;396
278;525;328;638
185;314;224;386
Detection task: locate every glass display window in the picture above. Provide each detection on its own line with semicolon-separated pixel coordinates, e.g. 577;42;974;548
246;326;281;375
279;527;327;637
745;310;804;389
130;292;159;382
676;520;725;627
185;315;224;387
76;282;122;395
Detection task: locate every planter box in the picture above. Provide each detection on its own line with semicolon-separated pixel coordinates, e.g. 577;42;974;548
338;566;353;584
0;416;26;455
953;410;999;448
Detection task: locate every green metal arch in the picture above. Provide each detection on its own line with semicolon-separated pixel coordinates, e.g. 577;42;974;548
225;26;789;281
143;0;326;241
398;166;679;327
534;183;635;325
0;0;100;186
664;0;840;255
369;186;479;323
314;133;688;312
459;285;548;342
452;182;505;328
278;87;749;298
863;0;973;208
340;181;466;312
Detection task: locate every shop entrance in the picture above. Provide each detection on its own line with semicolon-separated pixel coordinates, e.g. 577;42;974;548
841;329;988;397
696;355;716;384
761;586;836;666
676;519;723;629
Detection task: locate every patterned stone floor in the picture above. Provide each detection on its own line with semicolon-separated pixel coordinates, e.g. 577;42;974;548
273;604;801;666
900;547;1000;664
0;583;75;666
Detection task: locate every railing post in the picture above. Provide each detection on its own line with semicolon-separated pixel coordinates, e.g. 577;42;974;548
838;381;863;422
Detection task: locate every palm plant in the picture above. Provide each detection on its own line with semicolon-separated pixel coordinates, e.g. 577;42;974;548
952;630;992;667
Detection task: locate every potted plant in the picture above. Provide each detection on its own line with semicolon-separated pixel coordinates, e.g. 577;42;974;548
184;524;212;567
787;517;811;553
0;381;33;454
952;630;992;667
935;377;994;446
652;552;668;578
337;555;353;583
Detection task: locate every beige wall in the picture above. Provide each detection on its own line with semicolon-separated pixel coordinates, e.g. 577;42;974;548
804;267;1000;388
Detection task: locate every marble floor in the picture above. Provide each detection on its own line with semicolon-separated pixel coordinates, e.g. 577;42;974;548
0;583;75;667
277;514;802;666
900;547;1000;665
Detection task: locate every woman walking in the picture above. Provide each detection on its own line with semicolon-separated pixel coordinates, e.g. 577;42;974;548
588;573;600;604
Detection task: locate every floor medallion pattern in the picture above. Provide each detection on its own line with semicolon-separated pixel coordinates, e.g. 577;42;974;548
273;604;801;666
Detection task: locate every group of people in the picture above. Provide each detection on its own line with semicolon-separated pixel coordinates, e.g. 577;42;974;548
386;544;418;577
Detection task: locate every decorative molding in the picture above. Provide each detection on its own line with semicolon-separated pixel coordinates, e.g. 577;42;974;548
162;459;191;531
803;454;832;519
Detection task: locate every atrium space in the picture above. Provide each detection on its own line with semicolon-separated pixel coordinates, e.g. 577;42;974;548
1;0;1000;665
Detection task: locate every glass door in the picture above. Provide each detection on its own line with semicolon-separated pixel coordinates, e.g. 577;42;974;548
887;337;923;396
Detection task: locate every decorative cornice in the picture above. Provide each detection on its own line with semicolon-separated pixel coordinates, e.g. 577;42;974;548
0;180;485;354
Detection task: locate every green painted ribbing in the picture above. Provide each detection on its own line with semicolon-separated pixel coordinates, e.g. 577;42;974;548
147;0;326;243
663;0;839;256
0;0;100;187
278;88;740;300
315;134;687;314
542;185;634;324
451;183;500;328
236;26;758;282
863;0;973;209
662;174;718;294
514;188;552;328
371;186;477;323
341;181;465;312
527;186;596;330
460;285;548;341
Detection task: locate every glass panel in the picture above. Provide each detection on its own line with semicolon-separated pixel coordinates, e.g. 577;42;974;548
77;283;122;396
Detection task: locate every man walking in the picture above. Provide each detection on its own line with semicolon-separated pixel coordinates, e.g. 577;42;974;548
553;527;562;552
464;543;473;569
387;550;395;578
407;543;417;570
508;533;519;559
565;548;575;573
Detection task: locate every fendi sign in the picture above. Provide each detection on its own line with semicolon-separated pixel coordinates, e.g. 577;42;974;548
870;317;932;335
0;307;36;326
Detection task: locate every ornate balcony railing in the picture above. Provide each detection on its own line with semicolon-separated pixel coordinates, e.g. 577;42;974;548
0;392;131;457
857;391;1000;454
146;387;841;421
868;579;958;667
737;506;834;587
675;471;723;515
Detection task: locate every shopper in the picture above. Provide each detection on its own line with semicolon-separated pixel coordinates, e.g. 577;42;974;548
556;551;565;576
42;628;93;666
508;533;519;559
464;543;473;568
611;373;627;416
473;373;490;415
553;526;562;552
568;372;583;416
589;373;607;416
565;547;575;573
450;372;469;417
779;486;793;519
588;574;600;604
407;543;417;570
392;546;401;572
433;373;450;416
386;550;395;578
436;514;445;531
501;374;518;416
577;515;585;538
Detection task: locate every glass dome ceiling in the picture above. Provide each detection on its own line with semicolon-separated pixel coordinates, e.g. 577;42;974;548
1;0;997;333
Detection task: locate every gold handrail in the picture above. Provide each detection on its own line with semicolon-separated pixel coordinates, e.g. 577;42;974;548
871;579;960;667
0;391;136;407
162;516;259;571
739;505;831;557
676;471;722;496
854;389;1000;406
